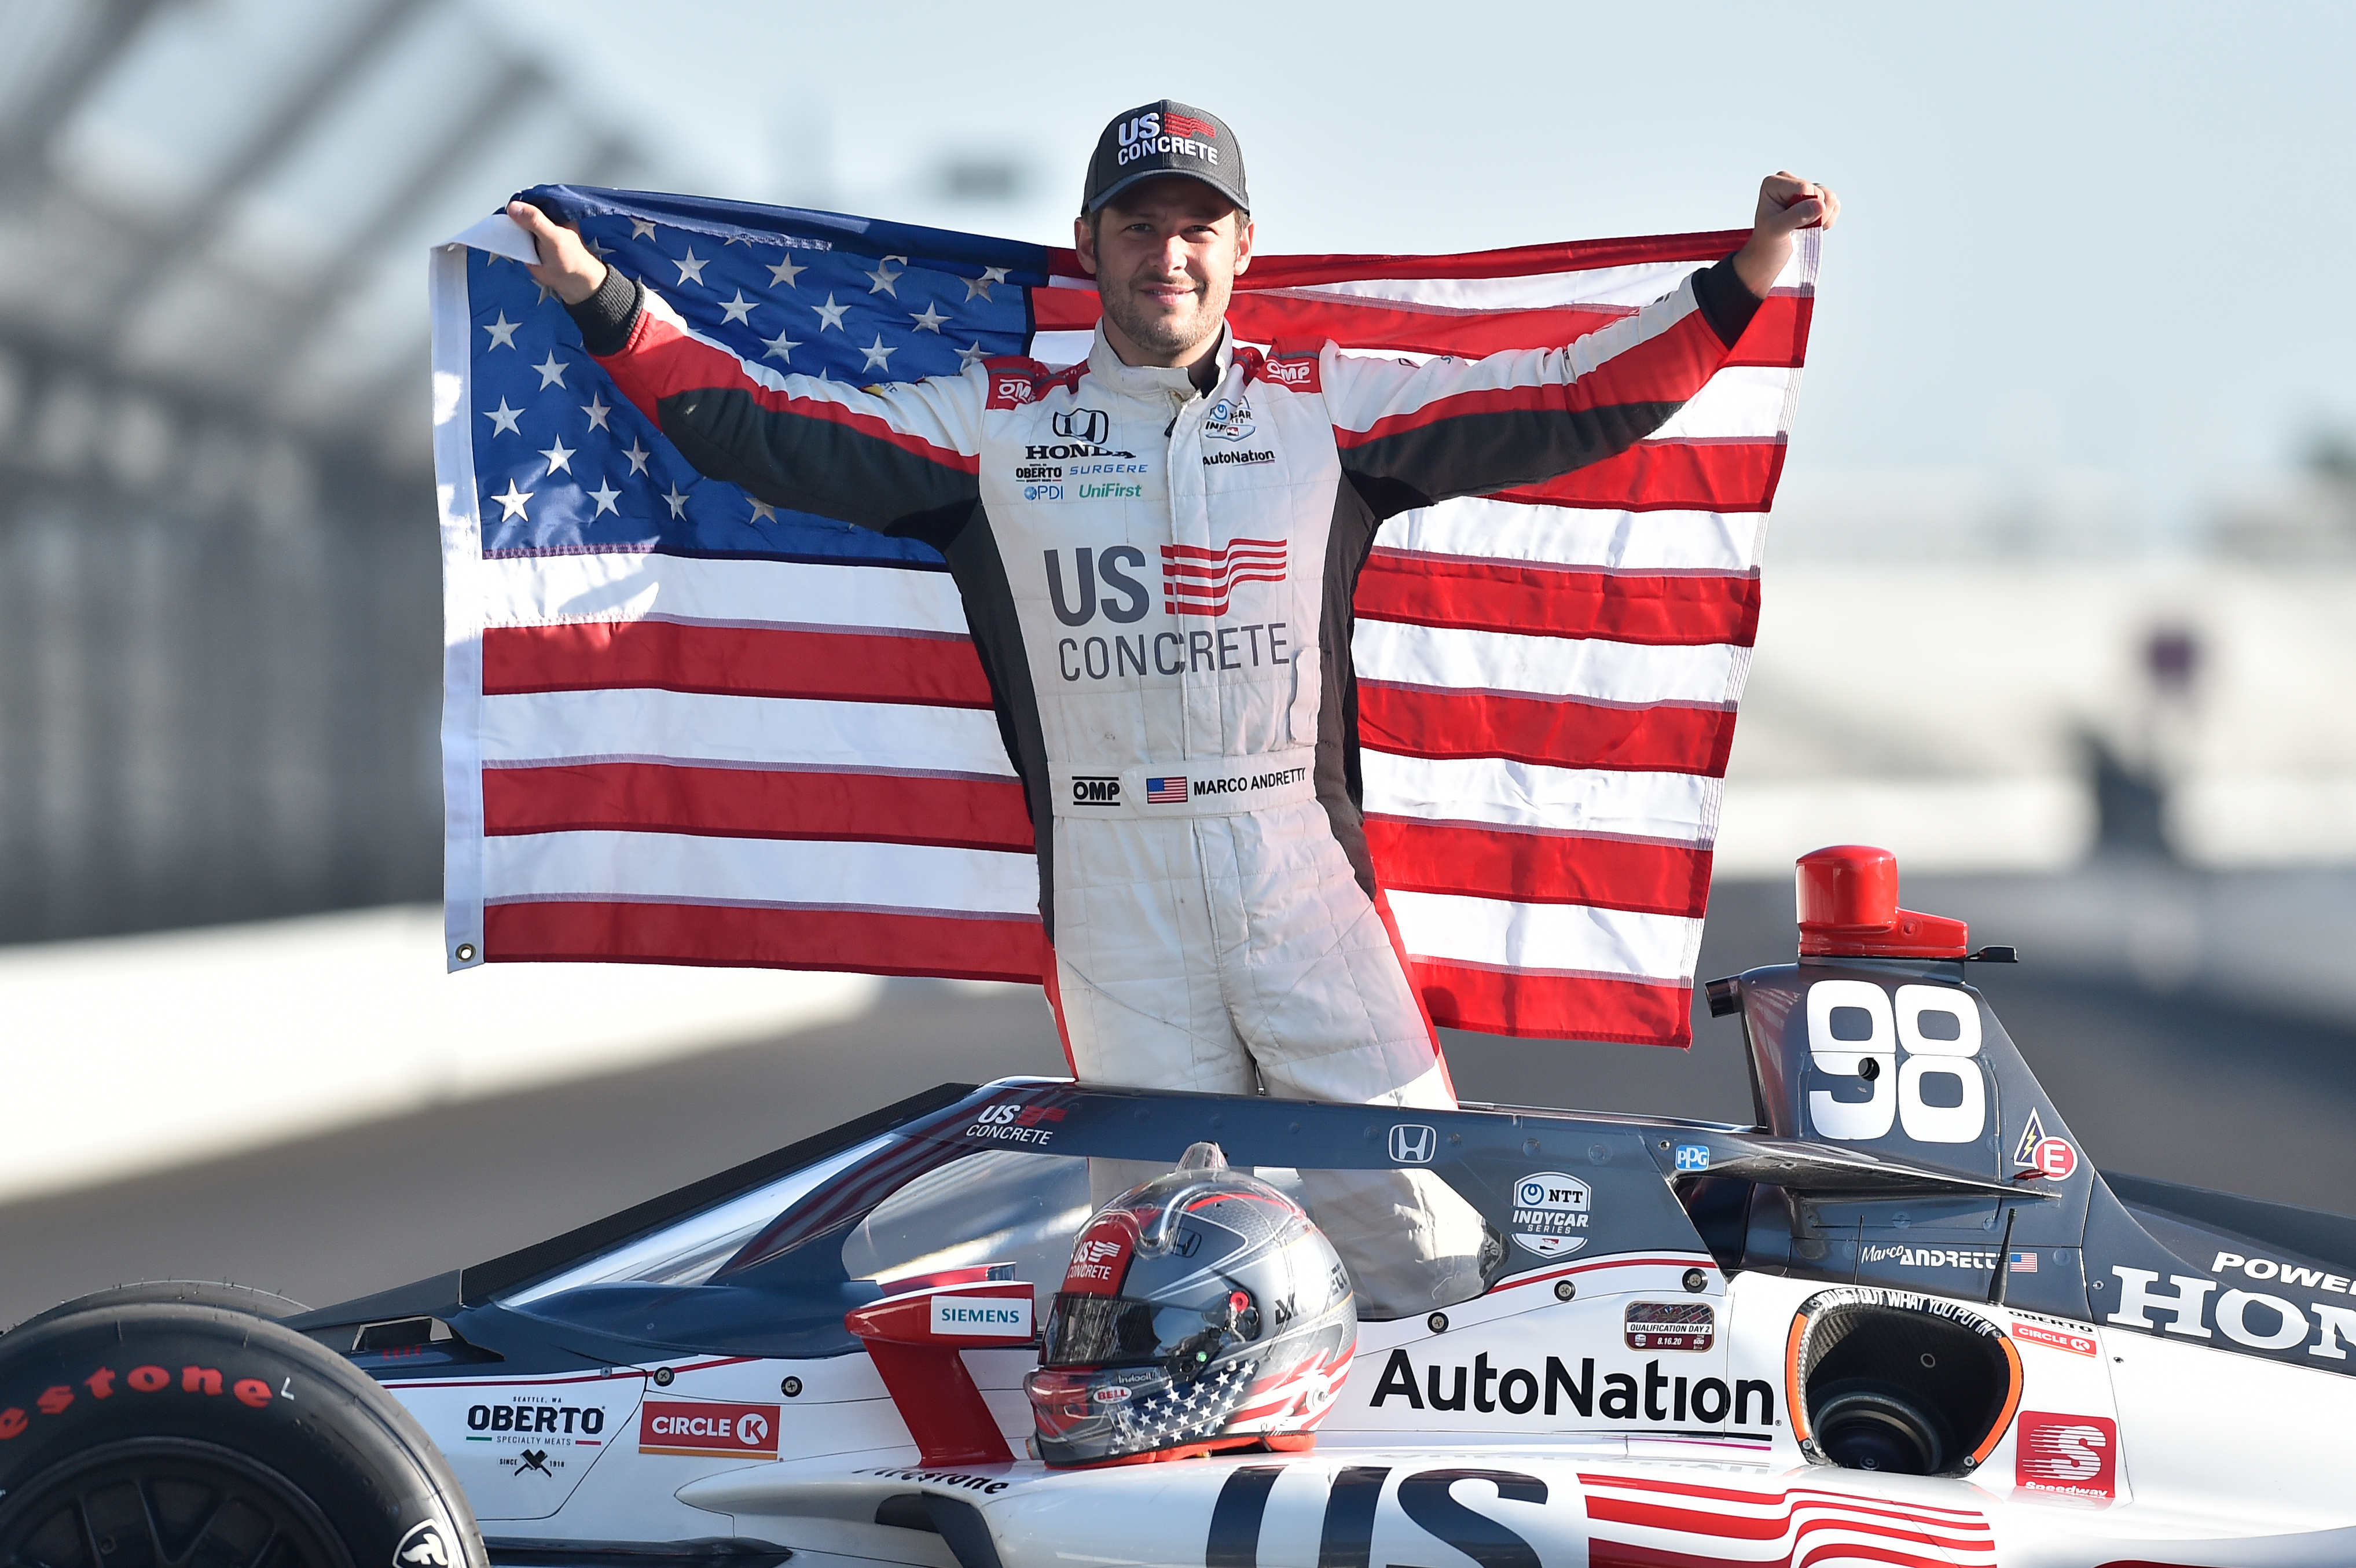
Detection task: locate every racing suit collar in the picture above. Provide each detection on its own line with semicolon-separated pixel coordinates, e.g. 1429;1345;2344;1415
1087;321;1232;401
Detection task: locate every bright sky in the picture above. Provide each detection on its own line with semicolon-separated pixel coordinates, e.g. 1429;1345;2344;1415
484;0;2355;539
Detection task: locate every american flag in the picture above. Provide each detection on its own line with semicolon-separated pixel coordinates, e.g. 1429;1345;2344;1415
434;185;1817;1045
1145;778;1190;805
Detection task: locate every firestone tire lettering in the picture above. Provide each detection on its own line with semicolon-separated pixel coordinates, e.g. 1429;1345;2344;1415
0;1302;484;1565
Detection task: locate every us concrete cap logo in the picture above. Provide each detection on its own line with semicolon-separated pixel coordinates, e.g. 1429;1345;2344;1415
1084;100;1249;216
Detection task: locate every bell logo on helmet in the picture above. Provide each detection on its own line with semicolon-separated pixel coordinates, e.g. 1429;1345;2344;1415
393;1522;452;1568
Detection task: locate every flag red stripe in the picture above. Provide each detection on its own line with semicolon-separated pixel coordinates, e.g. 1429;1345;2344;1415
1407;960;1693;1045
482;621;996;708
1356;552;1760;648
1366;818;1710;918
1358;683;1738;776
486;899;1050;985
1495;438;1790;513
1045;229;1755;285
1032;289;1809;370
483;762;1034;853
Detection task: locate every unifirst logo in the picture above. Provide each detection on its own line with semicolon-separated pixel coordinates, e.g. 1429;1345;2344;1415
1116;111;1220;169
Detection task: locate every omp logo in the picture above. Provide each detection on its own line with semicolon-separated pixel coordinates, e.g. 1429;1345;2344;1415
1162;537;1285;617
1263;357;1318;390
994;375;1037;405
2015;1412;2116;1498
394;1523;452;1568
1805;981;1987;1144
1052;407;1109;443
1045;547;1150;627
1389;1124;1436;1164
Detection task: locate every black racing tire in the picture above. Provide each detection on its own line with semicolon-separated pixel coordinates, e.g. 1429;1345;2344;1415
3;1279;308;1341
0;1302;485;1567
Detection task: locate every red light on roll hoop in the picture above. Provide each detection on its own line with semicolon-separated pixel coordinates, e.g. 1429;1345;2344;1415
1794;844;1970;959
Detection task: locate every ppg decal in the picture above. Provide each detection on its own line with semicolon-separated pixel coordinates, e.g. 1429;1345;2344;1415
1805;981;1986;1144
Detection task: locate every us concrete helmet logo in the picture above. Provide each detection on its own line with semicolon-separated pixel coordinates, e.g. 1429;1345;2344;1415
1389;1123;1436;1163
394;1522;452;1568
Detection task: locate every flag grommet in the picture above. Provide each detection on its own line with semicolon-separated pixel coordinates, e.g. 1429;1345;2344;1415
455;942;476;963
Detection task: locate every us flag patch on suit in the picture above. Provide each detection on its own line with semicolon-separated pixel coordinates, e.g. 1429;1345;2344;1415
432;185;1819;1046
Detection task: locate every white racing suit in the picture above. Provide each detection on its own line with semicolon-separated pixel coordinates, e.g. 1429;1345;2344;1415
572;259;1761;1312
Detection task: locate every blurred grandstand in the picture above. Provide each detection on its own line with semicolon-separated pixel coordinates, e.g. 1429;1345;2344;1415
0;0;657;942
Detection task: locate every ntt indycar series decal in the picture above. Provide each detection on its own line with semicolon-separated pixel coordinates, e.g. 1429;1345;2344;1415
1510;1173;1592;1257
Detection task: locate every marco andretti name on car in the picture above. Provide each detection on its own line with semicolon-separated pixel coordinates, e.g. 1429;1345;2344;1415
1367;1348;1775;1428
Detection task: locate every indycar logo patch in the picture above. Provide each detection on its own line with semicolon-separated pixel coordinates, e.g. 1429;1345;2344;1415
1509;1172;1591;1258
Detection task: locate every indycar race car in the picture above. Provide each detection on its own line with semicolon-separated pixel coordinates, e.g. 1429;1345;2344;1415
5;844;2355;1567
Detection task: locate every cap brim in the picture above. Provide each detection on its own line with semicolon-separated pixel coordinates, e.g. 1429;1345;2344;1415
1086;168;1249;216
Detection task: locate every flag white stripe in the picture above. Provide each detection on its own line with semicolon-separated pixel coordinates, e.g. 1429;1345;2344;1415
1645;365;1798;441
481;690;1018;777
1386;888;1702;985
1247;262;1705;314
484;831;1040;917
1352;620;1750;707
1379;498;1764;574
1362;753;1721;844
479;551;969;635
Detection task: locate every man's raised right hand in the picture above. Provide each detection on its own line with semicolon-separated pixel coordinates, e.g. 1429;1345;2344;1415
508;199;608;306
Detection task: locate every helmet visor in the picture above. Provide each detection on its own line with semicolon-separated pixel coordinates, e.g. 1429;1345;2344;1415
1042;1285;1259;1372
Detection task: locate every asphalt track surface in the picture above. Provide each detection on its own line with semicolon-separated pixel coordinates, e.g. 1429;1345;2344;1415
3;884;2351;1328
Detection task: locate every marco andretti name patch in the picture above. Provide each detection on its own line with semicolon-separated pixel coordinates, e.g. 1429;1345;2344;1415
1510;1172;1592;1257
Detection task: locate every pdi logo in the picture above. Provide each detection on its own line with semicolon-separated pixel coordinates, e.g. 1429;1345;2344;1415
1052;407;1109;443
1388;1124;1436;1164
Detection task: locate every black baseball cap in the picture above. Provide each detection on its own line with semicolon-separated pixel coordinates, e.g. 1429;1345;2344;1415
1081;100;1249;216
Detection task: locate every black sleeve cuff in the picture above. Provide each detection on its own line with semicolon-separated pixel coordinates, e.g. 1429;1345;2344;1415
566;266;643;357
1691;255;1763;348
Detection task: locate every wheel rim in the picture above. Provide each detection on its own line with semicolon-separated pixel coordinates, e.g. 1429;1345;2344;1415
0;1438;354;1568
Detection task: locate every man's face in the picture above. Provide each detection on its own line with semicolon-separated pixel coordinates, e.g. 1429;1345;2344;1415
1075;177;1254;366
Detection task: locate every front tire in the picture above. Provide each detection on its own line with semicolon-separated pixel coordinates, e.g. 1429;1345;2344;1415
0;1303;483;1567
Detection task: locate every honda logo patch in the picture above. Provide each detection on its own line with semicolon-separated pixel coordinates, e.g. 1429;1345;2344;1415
1052;407;1110;444
1388;1123;1437;1164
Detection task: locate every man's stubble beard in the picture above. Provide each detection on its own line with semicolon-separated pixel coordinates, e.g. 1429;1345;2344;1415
1102;265;1233;362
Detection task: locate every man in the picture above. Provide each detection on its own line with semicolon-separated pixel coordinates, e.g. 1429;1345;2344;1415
510;99;1833;1119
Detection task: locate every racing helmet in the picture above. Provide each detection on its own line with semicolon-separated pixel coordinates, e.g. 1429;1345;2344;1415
1025;1144;1357;1467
